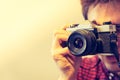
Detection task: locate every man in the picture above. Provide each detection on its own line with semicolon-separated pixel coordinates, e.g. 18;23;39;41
51;0;120;80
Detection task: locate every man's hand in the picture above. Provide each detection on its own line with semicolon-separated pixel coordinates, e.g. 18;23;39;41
51;25;82;80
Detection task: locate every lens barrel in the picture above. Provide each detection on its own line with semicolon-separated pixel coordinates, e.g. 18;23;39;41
68;29;97;56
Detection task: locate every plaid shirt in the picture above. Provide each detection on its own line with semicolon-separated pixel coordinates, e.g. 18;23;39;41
77;56;120;80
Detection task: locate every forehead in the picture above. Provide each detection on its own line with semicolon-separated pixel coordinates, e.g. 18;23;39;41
80;0;120;20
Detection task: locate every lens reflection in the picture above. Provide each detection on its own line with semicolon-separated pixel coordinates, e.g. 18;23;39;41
73;38;83;49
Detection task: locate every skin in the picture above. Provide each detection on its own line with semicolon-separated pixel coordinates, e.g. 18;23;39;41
88;0;120;73
51;25;82;80
51;0;120;80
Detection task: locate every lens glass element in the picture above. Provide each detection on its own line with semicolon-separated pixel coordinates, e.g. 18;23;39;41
73;38;83;49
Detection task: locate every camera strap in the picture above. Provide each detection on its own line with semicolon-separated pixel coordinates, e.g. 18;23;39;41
110;33;120;67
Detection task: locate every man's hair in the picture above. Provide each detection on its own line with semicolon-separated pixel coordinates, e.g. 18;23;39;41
80;0;95;20
80;0;116;20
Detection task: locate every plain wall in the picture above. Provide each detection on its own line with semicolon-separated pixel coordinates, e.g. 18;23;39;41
0;0;87;80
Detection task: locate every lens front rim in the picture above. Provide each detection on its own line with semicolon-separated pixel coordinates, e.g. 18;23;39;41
68;29;97;56
68;33;87;56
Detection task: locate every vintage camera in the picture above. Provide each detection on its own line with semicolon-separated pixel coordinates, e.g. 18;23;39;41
67;23;118;56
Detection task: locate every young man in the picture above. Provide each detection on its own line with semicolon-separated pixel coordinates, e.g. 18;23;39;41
51;0;120;80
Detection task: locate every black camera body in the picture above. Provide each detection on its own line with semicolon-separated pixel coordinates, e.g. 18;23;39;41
67;24;117;56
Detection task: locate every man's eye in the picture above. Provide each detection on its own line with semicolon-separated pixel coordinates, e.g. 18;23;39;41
89;0;95;3
81;0;95;4
87;0;95;3
100;0;109;3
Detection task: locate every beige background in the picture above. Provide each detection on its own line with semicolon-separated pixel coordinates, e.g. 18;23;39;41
0;0;87;80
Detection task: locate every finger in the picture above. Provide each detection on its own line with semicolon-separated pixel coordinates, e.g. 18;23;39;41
60;24;71;30
52;46;76;66
51;47;70;57
53;29;70;37
52;34;69;49
52;47;74;70
65;55;75;66
65;53;82;66
54;54;73;71
56;34;68;43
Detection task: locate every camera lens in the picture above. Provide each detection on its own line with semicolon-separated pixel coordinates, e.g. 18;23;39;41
73;38;83;49
68;29;97;56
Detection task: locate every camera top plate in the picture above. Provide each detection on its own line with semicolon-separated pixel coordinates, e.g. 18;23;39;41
66;24;116;33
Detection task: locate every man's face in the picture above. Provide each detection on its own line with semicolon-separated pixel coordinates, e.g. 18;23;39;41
86;0;120;72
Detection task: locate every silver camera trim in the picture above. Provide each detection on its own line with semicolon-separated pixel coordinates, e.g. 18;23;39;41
66;24;116;33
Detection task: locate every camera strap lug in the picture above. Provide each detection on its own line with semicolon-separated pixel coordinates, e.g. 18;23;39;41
110;33;120;67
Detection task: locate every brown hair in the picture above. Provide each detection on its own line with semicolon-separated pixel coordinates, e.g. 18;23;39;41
80;0;110;20
80;0;95;20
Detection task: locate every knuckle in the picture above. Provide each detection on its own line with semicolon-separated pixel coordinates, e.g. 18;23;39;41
51;50;63;61
56;58;72;71
61;64;72;72
55;34;59;38
53;54;59;61
55;35;61;40
51;50;72;71
52;51;62;61
61;24;71;29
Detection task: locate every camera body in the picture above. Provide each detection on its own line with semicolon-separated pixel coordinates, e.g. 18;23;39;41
67;24;117;56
